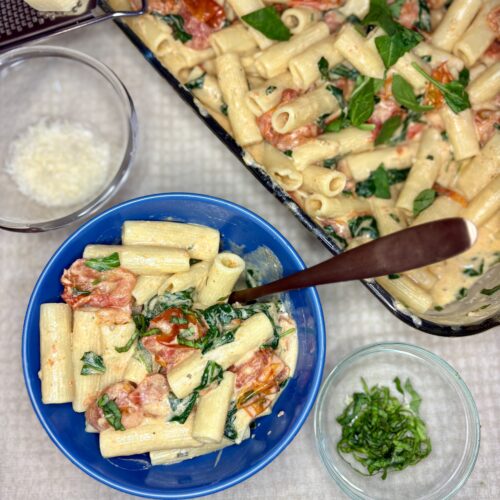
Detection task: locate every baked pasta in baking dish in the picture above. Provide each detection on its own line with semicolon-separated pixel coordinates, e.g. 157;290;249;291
39;220;298;465
110;0;499;313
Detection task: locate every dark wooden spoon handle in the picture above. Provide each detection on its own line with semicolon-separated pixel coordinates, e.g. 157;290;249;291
228;218;475;304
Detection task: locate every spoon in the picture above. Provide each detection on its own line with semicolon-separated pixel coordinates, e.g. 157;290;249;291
228;218;476;304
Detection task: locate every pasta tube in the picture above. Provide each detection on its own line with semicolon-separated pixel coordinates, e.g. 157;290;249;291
440;107;479;161
192;372;235;443
209;24;257;55
40;303;74;404
271;86;339;134
98;322;136;390
168;313;273;398
305;194;370;219
158;261;211;294
376;276;432;314
132;275;168;305
72;310;102;413
412;196;463;225
150;439;235;465
83;245;189;275
196;253;245;308
216;53;263;146
122;221;220;261
431;0;483;51
454;0;500;66
245;72;295;116
281;7;322;34
255;22;330;78
301;166;347;197
461;176;500;227
100;417;201;458
468;63;500;105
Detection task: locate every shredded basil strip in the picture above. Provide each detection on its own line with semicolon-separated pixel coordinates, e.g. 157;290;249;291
133;340;153;373
242;7;291;41
456;287;468;300
144;289;194;319
336;377;431;479
318;56;329;80
84;252;120;272
170;361;224;424
463;259;484;277
356;165;410;198
481;285;500;296
185;73;206;90
224;403;238;440
324;225;348;250
80;351;105;375
413;188;436;216
98;394;125;431
415;0;432;32
349;215;380;239
155;14;192;43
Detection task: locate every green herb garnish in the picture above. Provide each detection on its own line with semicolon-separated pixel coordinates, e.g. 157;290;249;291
412;64;471;113
185;72;206;90
388;274;400;279
413;188;436;216
456;287;468;300
156;14;192;43
242;7;291;41
392;74;433;112
97;394;125;431
318;56;329;80
265;85;277;95
480;285;500;296
84;252;120;272
224;403;238;440
463;259;484;277
349;76;377;127
349;215;380;239
415;0;431;32
356;165;410;198
80;351;105;375
324;225;348;250
375;116;402;145
336;377;431;479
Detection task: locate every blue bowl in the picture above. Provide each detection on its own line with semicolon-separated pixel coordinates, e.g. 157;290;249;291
22;193;326;499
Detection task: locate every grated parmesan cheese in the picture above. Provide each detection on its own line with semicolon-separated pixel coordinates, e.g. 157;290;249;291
6;118;111;208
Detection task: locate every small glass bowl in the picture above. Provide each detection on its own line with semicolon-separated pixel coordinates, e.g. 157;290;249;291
0;45;137;232
314;343;480;500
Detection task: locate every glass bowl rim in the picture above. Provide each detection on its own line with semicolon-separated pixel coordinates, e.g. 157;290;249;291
313;341;481;500
0;44;138;232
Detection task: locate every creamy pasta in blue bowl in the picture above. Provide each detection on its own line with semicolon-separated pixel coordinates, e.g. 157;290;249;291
22;193;325;499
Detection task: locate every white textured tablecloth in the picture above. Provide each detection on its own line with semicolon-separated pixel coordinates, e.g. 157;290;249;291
1;22;498;500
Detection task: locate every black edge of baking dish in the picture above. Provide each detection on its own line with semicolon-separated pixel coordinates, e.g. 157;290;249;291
102;2;498;337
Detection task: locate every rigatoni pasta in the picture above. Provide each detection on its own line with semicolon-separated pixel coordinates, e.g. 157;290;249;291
40;220;298;467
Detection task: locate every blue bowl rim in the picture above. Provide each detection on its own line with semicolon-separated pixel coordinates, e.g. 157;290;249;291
22;192;326;499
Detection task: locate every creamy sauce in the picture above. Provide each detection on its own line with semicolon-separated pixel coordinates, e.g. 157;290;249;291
429;213;500;307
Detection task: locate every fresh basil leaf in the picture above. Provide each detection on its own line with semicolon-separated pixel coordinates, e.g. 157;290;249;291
481;285;500;296
458;67;470;87
375;115;402;145
349;215;380;239
376;28;422;69
324;225;348;250
326;84;346;109
324;111;350;132
318;56;329;80
198;361;224;390
169;392;198;424
349;77;375;126
283;149;293;157
323;155;342;168
242;7;291;41
413;188;436;216
185;72;205;90
84;252;120;272
389;0;405;17
392;74;434;112
156;14;192;43
387;167;411;184
415;0;432;32
394;376;404;394
115;330;139;353
330;63;360;81
224;403;238;440
133;340;153;373
97;394;125;431
372;165;391;198
463;259;484;277
412;64;471;113
80;351;105;375
363;0;394;32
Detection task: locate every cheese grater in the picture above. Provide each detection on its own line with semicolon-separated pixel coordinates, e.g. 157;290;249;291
0;0;147;52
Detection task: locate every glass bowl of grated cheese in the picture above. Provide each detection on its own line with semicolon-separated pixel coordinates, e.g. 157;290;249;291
0;45;137;231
